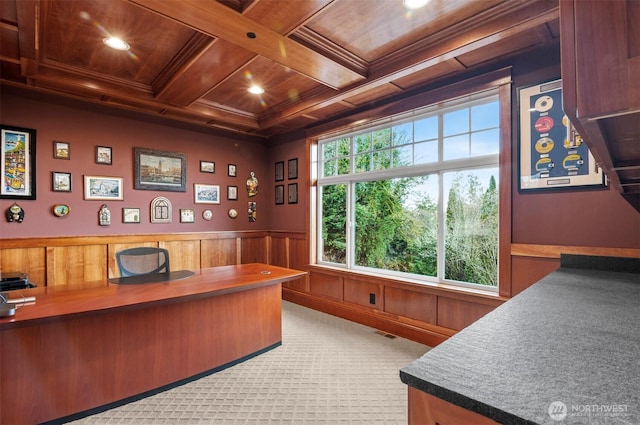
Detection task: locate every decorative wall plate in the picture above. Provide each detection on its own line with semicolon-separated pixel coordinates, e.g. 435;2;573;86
228;208;238;219
52;204;70;217
202;209;213;221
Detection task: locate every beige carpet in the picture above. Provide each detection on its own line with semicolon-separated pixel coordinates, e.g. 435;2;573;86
67;301;430;424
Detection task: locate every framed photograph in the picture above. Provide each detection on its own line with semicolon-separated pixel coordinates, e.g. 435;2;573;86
96;146;112;164
194;183;220;204
84;175;123;200
122;207;141;223
180;209;195;223
275;184;284;205
227;185;238;200
134;147;186;192
200;160;215;173
52;171;72;192
275;161;284;181
228;163;237;177
288;183;298;204
54;141;70;159
1;125;36;199
518;79;606;191
288;158;298;180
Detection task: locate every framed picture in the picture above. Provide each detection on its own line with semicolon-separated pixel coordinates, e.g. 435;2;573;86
194;183;220;204
288;158;298;180
134;147;186;192
52;171;72;192
275;184;284;205
96;146;112;164
288;183;298;204
84;175;124;200
227;185;238;200
54;141;70;159
518;79;606;191
122;207;141;223
275;161;284;181
200;160;215;173
180;209;195;223
1;125;36;199
228;163;237;177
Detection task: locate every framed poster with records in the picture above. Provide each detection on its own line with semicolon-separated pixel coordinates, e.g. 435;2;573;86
518;79;606;191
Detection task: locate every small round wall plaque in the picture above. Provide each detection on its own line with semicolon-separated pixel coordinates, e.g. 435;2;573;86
202;209;213;221
52;204;70;217
228;208;238;219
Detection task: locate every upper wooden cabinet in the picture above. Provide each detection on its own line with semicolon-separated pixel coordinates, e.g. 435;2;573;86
560;0;640;211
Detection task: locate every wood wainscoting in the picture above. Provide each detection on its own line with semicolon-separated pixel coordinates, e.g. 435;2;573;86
0;231;308;288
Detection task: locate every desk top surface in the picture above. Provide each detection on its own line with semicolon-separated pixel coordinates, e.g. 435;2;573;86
1;263;305;327
400;266;640;425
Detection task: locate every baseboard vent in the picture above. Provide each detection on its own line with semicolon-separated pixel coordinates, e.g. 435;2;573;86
374;330;397;339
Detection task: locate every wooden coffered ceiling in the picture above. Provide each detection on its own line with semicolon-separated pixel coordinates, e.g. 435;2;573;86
0;0;559;138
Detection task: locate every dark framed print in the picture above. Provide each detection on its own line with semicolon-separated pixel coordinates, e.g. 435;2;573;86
275;161;284;181
275;184;284;204
288;158;298;180
52;171;72;192
54;140;70;159
200;160;215;173
1;125;36;199
96;146;112;164
288;183;298;204
228;163;237;177
122;207;141;223
84;175;123;200
227;185;238;200
134;147;186;192
194;183;220;204
518;79;606;192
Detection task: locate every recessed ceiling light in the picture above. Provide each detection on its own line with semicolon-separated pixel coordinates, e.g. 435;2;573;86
103;37;130;51
248;85;265;95
403;0;430;9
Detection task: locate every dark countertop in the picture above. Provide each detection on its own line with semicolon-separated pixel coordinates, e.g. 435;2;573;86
400;257;640;425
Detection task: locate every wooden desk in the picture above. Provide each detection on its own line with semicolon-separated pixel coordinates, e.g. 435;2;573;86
0;264;306;424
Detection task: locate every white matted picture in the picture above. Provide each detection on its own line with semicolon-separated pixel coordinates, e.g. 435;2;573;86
122;207;141;223
194;183;220;204
180;209;195;223
84;175;123;200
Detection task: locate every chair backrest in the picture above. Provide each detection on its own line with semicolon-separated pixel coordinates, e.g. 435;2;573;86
116;247;170;277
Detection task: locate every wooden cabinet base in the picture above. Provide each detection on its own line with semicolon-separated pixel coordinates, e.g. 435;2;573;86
408;387;500;425
1;283;282;424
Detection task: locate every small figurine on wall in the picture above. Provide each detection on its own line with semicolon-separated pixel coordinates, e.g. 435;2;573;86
246;172;258;197
248;202;256;222
99;204;111;226
5;202;24;223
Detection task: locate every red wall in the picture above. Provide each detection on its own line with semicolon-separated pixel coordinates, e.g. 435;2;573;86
1;90;280;238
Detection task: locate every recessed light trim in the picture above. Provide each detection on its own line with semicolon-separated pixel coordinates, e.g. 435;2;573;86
403;0;430;10
103;37;130;51
248;85;265;95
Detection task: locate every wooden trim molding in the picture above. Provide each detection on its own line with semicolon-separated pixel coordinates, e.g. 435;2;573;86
511;244;640;259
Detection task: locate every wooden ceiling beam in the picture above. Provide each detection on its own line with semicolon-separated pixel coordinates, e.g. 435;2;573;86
129;0;365;90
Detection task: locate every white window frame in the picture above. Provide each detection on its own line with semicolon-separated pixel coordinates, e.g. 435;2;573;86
315;89;502;292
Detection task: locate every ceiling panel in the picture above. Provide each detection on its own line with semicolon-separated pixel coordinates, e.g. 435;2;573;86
0;0;560;139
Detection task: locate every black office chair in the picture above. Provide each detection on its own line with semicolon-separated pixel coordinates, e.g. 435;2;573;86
116;247;170;277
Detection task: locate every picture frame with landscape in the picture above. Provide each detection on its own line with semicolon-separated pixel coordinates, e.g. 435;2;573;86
134;147;186;192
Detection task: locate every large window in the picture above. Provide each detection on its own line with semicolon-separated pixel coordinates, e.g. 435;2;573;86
316;91;501;290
